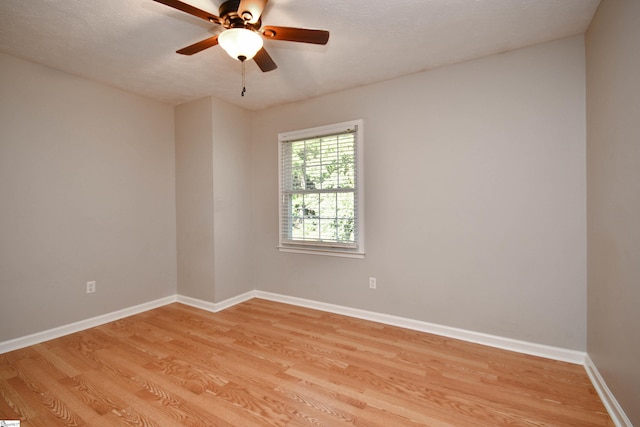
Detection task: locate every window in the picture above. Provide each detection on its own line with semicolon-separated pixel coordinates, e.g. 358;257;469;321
278;119;364;257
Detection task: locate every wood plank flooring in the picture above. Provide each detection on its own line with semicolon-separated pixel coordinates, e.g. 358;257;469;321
0;299;613;426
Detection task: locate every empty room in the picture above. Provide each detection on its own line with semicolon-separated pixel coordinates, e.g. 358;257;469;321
0;0;638;425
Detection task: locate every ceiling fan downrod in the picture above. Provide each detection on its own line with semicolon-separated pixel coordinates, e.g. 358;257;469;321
241;57;247;97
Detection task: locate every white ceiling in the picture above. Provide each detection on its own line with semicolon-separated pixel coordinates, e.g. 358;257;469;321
0;0;600;111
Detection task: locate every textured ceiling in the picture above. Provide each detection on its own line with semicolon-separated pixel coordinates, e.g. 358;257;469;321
0;0;600;110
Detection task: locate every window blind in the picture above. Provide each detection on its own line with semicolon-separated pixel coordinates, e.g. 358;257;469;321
280;125;359;249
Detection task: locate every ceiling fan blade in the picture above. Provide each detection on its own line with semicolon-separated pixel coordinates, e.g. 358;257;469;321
261;26;329;45
238;0;268;24
153;0;221;24
253;48;277;72
176;35;219;55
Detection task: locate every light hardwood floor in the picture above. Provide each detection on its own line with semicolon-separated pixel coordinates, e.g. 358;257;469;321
0;299;613;426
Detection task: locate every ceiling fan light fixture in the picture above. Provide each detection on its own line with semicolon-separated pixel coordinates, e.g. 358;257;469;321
218;28;263;61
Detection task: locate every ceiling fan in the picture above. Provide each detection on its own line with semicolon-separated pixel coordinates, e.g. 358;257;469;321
153;0;330;72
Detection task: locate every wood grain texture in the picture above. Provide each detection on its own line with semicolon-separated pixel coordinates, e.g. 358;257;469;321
0;299;613;426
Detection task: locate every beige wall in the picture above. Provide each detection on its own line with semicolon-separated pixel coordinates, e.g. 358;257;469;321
252;36;587;349
175;97;215;301
211;98;254;301
0;53;177;341
586;0;640;424
175;96;253;302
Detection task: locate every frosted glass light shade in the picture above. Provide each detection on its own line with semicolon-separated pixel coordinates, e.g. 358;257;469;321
218;28;263;61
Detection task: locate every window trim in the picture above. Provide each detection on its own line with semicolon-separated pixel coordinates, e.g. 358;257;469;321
278;119;365;258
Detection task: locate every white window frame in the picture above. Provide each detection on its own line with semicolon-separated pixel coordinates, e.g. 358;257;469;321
278;119;364;258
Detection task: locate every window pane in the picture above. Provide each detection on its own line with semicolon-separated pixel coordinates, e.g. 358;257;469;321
291;143;305;190
338;138;355;189
279;120;362;251
290;193;304;236
318;192;338;241
291;193;317;241
336;192;355;242
320;141;338;189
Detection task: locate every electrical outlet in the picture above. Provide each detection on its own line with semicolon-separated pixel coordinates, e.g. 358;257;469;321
86;281;96;294
369;277;377;289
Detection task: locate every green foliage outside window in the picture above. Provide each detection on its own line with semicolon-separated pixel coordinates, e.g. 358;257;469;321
285;133;356;244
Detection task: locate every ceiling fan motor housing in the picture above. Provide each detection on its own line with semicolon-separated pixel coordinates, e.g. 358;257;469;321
220;0;260;29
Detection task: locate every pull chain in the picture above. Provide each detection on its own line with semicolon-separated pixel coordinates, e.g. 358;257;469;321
241;60;247;97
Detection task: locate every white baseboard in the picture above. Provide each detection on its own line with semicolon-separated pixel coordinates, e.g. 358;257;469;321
0;295;177;354
0;290;589;365
3;290;626;426
252;291;587;365
584;355;633;427
1;290;586;365
176;291;255;313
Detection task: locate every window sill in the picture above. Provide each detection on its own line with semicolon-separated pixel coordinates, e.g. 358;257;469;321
277;246;365;259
